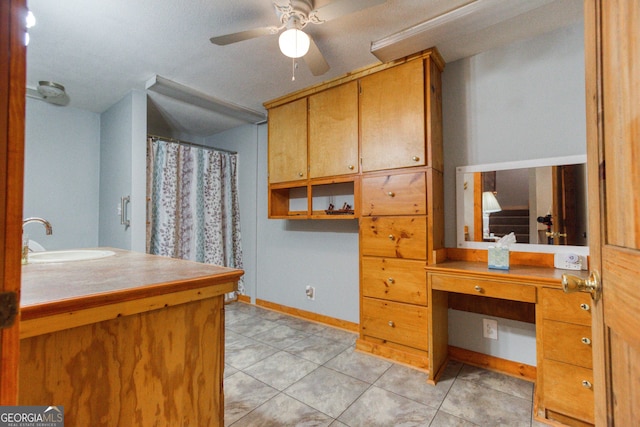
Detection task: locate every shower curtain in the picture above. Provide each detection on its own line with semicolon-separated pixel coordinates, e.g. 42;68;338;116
146;137;244;299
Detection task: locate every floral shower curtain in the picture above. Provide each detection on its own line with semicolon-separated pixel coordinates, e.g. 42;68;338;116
146;137;244;299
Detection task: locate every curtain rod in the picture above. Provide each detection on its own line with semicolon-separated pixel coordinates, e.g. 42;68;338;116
147;134;237;155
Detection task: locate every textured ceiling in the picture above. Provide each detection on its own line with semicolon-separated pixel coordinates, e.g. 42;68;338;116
25;0;583;137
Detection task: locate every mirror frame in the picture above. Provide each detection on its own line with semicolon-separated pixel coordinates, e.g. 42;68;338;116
456;154;588;256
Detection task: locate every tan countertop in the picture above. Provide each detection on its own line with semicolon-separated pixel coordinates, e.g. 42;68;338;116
21;248;243;324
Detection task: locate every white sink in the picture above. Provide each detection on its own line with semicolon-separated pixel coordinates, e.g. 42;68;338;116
28;249;116;264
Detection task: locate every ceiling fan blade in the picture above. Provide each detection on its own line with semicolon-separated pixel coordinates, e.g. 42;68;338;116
304;35;329;76
312;0;386;22
210;26;279;45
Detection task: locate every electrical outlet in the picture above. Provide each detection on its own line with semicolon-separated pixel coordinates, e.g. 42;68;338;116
305;285;315;300
483;318;498;340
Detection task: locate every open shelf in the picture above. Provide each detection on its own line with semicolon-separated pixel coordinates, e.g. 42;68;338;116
269;177;359;220
310;181;356;219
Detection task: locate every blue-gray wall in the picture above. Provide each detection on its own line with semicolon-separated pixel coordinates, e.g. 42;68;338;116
98;90;147;251
24;99;100;250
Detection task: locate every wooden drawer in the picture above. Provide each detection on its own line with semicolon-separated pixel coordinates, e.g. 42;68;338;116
540;287;592;325
361;298;428;350
543;359;594;424
361;172;426;216
429;274;536;303
360;216;426;259
543;319;593;369
362;257;427;305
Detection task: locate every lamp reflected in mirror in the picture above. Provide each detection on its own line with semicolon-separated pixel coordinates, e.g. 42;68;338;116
482;191;502;240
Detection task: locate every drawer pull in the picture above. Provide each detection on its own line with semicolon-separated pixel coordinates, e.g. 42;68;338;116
580;303;591;312
388;234;395;241
581;337;592;345
387;191;395;197
388;278;395;284
474;285;483;292
582;380;592;389
348;165;355;170
412;156;420;162
388;321;395;327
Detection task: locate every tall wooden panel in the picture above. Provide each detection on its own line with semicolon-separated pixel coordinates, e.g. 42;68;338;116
0;0;26;404
585;1;640;425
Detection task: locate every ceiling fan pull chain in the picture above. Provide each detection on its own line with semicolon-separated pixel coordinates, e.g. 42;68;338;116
291;58;297;81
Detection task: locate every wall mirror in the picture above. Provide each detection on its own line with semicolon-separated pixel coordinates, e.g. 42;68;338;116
456;155;588;255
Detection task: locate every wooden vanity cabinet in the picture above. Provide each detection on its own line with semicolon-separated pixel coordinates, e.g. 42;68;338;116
309;81;359;178
538;287;594;426
268;97;308;184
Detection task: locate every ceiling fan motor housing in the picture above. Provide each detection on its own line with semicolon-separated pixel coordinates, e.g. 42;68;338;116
276;0;318;29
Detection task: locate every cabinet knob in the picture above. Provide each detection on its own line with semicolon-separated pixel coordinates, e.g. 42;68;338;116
298;172;304;177
581;337;592;345
580;303;591;312
582;380;592;389
388;320;395;327
474;285;483;292
348;165;355;170
388;234;395;241
387;191;395;197
412;156;420;162
388;278;395;284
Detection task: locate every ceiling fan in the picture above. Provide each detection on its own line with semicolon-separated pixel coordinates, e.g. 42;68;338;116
210;0;387;77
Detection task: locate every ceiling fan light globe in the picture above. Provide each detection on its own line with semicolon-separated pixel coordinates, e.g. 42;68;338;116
279;28;310;58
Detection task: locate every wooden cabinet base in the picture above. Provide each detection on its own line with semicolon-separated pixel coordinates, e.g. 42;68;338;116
355;337;429;371
19;296;225;426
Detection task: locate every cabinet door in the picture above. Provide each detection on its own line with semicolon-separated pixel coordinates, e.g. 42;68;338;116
268;98;307;183
360;60;425;172
309;81;358;178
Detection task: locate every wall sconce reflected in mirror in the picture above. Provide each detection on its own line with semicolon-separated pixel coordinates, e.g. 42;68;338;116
482;191;502;239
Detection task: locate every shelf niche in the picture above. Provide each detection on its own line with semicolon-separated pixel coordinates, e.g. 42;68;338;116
269;179;358;220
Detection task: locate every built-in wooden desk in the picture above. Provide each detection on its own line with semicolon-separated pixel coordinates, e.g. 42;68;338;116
426;261;594;426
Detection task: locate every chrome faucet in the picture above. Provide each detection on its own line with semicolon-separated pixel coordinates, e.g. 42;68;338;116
22;217;52;264
22;217;53;235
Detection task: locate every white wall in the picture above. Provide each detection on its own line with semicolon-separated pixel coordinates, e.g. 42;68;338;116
23;99;101;250
442;22;586;364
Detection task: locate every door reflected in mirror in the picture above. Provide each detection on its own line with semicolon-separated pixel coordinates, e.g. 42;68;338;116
457;155;588;253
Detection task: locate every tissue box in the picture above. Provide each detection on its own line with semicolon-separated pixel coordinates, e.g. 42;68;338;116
488;246;510;270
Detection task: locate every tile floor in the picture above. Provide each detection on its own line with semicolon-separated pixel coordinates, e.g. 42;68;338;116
224;302;546;427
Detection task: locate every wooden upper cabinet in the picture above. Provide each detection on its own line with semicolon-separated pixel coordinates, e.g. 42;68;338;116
309;81;359;178
360;59;425;172
268;98;308;184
